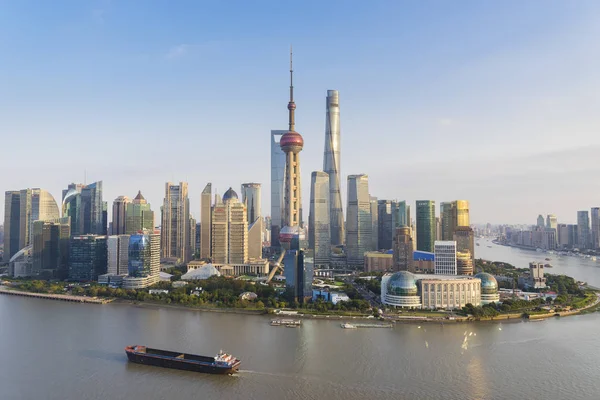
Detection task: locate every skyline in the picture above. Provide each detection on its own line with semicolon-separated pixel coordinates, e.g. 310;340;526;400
2;2;600;224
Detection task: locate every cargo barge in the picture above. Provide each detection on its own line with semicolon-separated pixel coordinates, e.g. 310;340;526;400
125;345;240;374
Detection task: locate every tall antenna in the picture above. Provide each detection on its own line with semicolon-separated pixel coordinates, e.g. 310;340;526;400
287;45;296;132
84;169;87;185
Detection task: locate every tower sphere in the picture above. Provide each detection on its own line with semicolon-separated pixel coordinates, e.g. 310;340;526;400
280;131;304;152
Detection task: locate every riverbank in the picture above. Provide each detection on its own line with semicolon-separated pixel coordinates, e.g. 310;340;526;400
0;286;113;304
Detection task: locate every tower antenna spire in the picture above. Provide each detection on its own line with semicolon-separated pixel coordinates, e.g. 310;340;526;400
288;45;295;131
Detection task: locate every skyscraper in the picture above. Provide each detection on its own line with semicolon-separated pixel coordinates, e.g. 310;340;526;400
591;208;600;249
241;183;261;225
370;196;378;251
456;251;473;275
416;201;436;253
309;171;330;267
32;218;70;278
454;226;475;262
434;241;457;275
200;183;212;259
270;130;287;248
124;230;161;289
537;215;545;228
125;191;154;234
441;200;469;241
211;188;248;264
346;174;371;267
107;235;130;275
577;211;590;250
111;196;130;235
19;188;60;250
161;182;190;263
323;89;344;246
62;182;105;236
3;191;21;262
69;235;108;281
392;226;413;272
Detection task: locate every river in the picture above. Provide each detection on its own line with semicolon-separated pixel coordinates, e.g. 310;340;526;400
1;241;600;399
475;237;600;287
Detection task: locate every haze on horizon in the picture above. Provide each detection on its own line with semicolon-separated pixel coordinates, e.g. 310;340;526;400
1;1;600;226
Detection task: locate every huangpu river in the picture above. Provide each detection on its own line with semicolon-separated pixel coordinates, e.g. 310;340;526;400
1;240;600;400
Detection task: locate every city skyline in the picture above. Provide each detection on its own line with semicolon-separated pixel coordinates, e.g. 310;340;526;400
2;2;600;225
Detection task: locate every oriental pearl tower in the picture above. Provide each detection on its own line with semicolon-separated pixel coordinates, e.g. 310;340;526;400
279;48;305;251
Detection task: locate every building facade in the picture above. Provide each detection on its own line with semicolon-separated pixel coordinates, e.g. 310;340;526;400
123;231;160;289
107;235;130;276
200;183;212;259
364;251;394;272
32;219;70;278
19;188;60;250
161;182;190;263
309;171;330;267
392;226;413;272
125;191;154;235
591;208;600;249
62;182;106;236
211;188;248;265
577;210;590;250
416;200;436;253
323;89;345;246
346;174;371;267
111;196;129;235
370;196;378;251
453;226;475;262
241;183;261;225
3;191;21;262
456;251;473;275
270;130;287;248
434;240;457;275
69;235;108;281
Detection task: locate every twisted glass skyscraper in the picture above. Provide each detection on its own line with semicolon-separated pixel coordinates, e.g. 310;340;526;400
323;90;344;246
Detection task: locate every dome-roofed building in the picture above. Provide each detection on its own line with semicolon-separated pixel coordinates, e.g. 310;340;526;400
181;264;221;281
381;271;421;308
474;272;499;304
222;188;239;202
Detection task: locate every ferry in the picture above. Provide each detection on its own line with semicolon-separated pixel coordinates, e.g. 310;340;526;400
125;346;240;375
270;319;302;326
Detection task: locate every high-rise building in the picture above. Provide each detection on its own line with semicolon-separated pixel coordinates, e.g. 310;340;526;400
62;182;105;236
309;171;330;267
557;223;569;248
378;200;403;250
270;130;287;248
392;226;413;272
416;201;436;253
19;188;60;250
107;235;130;275
370;196;378;251
591;208;600;249
577;211;590;250
434;241;457;275
211;188;248;264
453;226;475;262
567;224;578;249
537;215;545;228
3;191;21;262
397;201;407;227
125;191;154;234
200;183;212;259
456;251;473;275
441;200;469;241
241;183;261;225
546;214;557;231
111;196;130;235
284;249;313;302
189;216;197;258
123;230;161;289
69;235;108;281
161;182;190;263
32;218;70;278
346;174;371;267
323;89;344;246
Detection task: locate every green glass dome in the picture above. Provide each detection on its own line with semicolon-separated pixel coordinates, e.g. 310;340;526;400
474;272;498;295
387;271;418;296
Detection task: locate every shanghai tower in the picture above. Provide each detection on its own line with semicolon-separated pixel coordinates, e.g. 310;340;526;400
324;89;344;245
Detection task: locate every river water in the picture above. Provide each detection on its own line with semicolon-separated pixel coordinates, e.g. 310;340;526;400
1;241;600;400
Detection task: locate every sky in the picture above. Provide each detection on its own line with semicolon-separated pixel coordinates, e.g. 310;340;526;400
1;0;600;226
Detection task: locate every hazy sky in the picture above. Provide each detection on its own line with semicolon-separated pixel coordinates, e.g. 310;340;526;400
2;1;600;226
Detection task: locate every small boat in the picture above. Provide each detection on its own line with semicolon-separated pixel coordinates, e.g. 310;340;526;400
271;319;301;326
125;346;240;375
341;323;357;329
545;258;551;261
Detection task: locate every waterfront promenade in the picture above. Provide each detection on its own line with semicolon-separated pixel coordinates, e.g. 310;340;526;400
0;286;112;304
